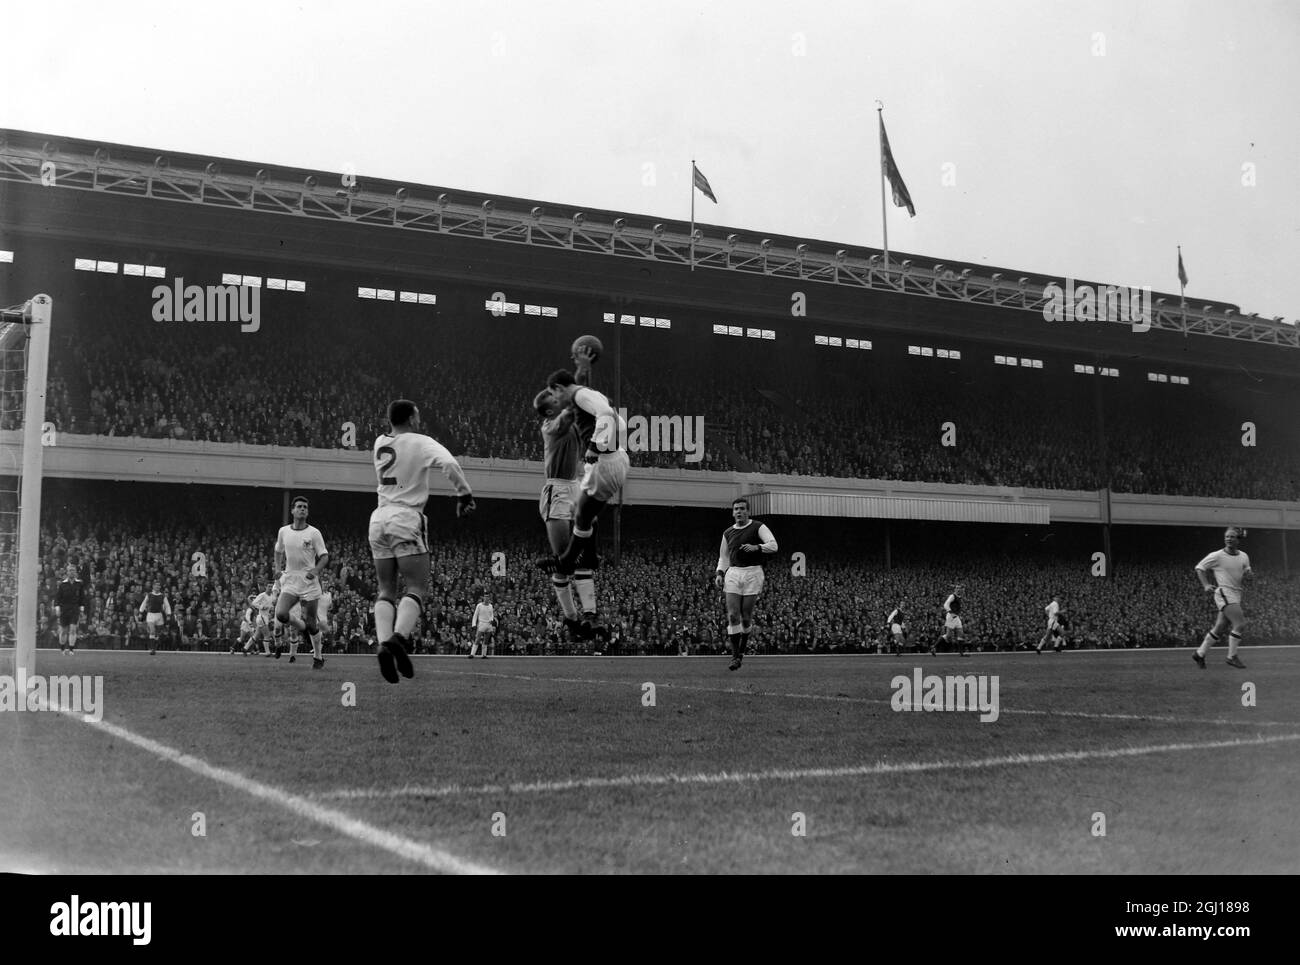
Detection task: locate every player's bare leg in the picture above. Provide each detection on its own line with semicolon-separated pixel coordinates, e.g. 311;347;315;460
546;517;584;640
1194;607;1230;668
275;592;306;662
725;591;745;670
375;552;427;683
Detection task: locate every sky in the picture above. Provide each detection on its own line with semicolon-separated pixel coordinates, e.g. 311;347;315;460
5;0;1299;317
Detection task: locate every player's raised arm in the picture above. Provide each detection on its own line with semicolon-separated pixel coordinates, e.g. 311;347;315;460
572;344;596;385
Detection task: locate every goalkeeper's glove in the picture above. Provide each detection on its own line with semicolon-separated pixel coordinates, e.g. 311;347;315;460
456;493;477;518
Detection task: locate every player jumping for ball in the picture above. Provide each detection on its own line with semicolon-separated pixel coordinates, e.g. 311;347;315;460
533;345;599;641
715;497;777;671
274;497;329;666
533;367;629;643
1192;527;1252;669
369;399;476;684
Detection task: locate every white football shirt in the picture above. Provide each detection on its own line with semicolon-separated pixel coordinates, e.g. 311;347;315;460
1045;600;1060;627
374;432;470;509
276;524;327;576
472;602;496;631
1196;549;1252;599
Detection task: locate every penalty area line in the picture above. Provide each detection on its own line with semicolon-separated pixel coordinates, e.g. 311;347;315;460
318;731;1300;801
49;703;501;875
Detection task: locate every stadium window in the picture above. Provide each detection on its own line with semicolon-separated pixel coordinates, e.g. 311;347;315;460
96;261;118;274
640;316;656;327
288;279;306;292
996;355;1008;365
1157;373;1168;382
542;306;557;316
1019;357;1031;367
525;304;541;315
950;349;961;360
399;290;417;303
1147;372;1158;381
606;313;617;324
377;289;396;302
762;329;775;340
241;275;262;288
417;292;435;305
728;325;743;337
620;314;635;325
847;339;859;349
358;287;377;299
268;278;288;290
123;264;144;277
716;324;731;335
938;349;950;359
74;258;96;271
860;340;872;350
146;265;166;278
908;345;921;356
814;335;829;345
744;328;760;338
921;346;934;357
1032;359;1042;369
655;318;670;328
1104;368;1118;377
224;273;243;285
1177;376;1190;385
0;250;13;263
829;337;843;347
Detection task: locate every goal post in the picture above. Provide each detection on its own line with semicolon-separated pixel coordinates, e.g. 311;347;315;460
0;294;52;678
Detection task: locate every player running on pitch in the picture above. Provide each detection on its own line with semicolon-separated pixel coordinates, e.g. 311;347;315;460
274;496;329;664
885;602;908;654
933;583;968;657
1036;593;1066;654
715;497;777;671
369;399;475;684
1192;527;1252;669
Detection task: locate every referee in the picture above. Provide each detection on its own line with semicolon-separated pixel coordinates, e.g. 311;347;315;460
54;563;86;654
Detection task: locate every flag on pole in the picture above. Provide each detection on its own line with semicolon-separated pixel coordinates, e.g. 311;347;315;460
1177;248;1188;288
693;163;717;204
879;116;915;217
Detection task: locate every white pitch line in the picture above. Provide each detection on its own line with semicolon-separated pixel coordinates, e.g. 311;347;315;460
318;731;1300;801
426;668;1298;728
49;703;500;875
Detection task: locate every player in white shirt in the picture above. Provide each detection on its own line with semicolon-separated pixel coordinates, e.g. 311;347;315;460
1036;593;1065;654
714;497;777;671
251;581;278;656
469;593;497;658
369;399;476;684
885;603;908;653
274;497;329;664
233;593;259;655
1193;527;1253;669
933;584;968;657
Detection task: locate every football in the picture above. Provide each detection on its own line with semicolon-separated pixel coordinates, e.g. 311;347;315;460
571;334;603;363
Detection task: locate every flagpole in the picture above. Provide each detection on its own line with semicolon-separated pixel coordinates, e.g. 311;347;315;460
690;159;696;273
876;102;888;272
1178;244;1186;334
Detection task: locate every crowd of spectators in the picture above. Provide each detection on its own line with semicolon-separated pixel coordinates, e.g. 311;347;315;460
33;294;1300;501
22;493;1300;656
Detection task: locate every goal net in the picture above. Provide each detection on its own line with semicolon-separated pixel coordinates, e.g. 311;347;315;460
0;294;52;677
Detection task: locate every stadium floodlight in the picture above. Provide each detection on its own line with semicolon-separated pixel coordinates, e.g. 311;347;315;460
41;141;57;157
759;239;771;252
572;212;585;226
1224;309;1235;318
726;233;738;250
1156;298;1166;308
154;156;169;172
303;175;317;189
653;223;665;239
530;206;544;221
93;148;109;165
436;193;449;207
1202;305;1213;314
1018;277;1029;289
933;263;945;276
613;218;626;232
254;168;268;184
959;268;971;279
692;229;703;242
482;200;495;213
836;250;848;264
795;244;808;259
1246;312;1259;319
206;162;222;178
991;273;1003;283
395;187;408;202
900;260;912;271
1274;316;1287;324
868;255;880;267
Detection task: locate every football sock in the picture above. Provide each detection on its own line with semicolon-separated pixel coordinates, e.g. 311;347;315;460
573;572;596;612
395;596;421;638
311;631;322;659
551;576;579;619
558;527;594;572
727;624;742;656
1228;631;1242;657
375;598;396;641
1198;630;1219;657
